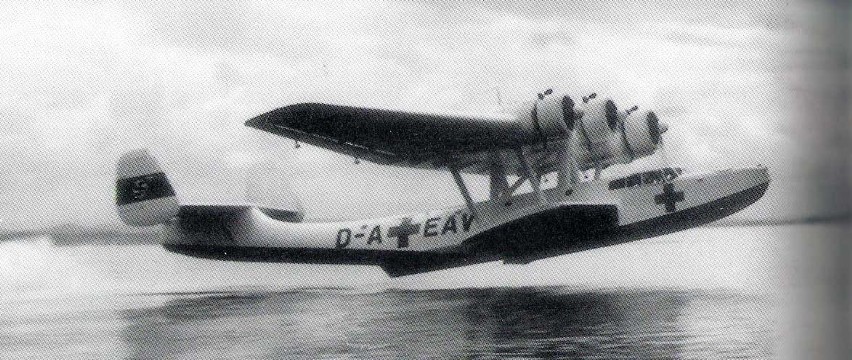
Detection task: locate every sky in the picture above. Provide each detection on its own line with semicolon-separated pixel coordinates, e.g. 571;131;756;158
0;0;848;229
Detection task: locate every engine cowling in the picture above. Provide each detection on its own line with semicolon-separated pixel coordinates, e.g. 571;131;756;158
622;110;664;159
572;104;668;171
509;93;668;172
571;97;621;165
579;98;619;143
512;94;577;142
533;95;576;139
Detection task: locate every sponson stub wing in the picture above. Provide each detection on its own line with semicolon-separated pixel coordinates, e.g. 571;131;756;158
381;203;620;277
245;102;557;171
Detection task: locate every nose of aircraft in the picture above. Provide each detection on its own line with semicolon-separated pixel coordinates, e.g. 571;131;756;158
751;165;771;185
742;165;771;200
713;165;771;213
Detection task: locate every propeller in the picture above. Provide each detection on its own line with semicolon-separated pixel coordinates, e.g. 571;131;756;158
582;93;597;103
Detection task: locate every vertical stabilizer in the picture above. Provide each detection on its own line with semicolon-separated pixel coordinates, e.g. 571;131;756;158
115;149;180;226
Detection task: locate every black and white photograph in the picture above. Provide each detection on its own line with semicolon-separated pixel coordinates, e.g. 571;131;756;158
0;1;849;358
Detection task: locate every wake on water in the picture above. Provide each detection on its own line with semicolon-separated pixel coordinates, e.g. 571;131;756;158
1;224;836;358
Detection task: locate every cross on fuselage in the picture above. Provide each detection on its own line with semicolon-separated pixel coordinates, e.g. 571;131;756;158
655;183;685;213
388;217;420;248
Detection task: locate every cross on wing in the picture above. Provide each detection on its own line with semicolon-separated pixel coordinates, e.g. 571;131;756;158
245;103;565;175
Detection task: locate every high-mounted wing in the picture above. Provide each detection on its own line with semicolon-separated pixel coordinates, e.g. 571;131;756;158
245;103;546;168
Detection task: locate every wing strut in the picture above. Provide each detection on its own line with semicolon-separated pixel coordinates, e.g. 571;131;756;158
514;148;546;204
488;152;510;200
556;142;579;187
593;162;603;180
449;163;480;221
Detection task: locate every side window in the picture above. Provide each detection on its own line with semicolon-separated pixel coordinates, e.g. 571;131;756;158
625;174;641;187
608;178;626;190
643;171;663;184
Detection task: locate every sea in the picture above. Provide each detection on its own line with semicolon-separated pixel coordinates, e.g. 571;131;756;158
0;224;844;359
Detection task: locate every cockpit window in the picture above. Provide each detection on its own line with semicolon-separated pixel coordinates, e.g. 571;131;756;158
608;178;626;190
663;168;681;181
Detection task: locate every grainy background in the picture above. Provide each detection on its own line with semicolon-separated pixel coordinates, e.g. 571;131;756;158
0;1;848;358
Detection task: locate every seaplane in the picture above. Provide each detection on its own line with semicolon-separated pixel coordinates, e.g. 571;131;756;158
115;91;769;276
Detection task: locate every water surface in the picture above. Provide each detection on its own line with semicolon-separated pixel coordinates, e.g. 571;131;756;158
1;224;822;358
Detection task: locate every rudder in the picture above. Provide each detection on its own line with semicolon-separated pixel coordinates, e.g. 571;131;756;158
115;149;180;226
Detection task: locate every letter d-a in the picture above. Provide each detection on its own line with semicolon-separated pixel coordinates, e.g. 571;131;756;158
336;229;352;248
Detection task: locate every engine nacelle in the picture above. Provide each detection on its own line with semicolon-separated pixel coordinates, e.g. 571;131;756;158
571;97;621;165
572;104;667;171
513;94;576;142
622;110;664;159
534;95;576;138
579;98;619;143
508;93;667;172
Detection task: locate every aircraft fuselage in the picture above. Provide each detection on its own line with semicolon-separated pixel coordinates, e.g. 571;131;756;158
162;166;770;276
